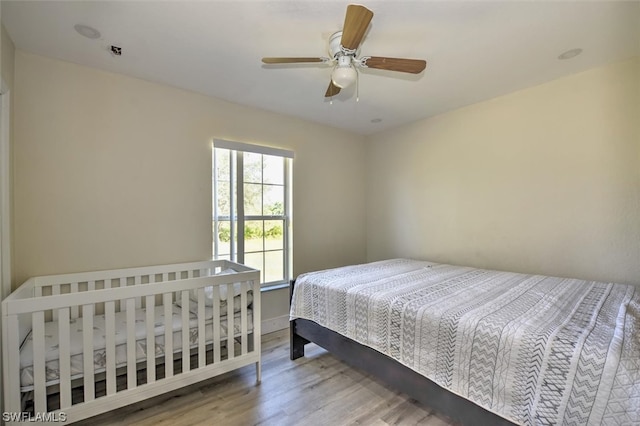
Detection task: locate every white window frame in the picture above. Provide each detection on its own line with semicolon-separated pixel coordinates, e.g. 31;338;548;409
213;139;293;287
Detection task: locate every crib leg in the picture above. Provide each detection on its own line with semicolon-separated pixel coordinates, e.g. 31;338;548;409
255;361;262;384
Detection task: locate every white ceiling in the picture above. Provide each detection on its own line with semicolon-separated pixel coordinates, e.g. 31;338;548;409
2;1;639;135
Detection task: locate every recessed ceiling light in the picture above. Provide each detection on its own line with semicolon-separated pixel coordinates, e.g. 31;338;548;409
558;48;583;60
74;24;101;39
371;118;382;123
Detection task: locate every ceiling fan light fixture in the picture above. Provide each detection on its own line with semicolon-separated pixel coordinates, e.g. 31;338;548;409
331;65;357;88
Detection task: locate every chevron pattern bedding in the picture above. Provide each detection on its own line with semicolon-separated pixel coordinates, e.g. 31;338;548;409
290;259;639;425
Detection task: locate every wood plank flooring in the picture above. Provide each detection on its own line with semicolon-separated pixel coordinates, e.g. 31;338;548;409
76;330;458;426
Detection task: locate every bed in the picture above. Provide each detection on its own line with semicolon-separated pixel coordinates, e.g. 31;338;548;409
2;260;261;424
289;259;639;426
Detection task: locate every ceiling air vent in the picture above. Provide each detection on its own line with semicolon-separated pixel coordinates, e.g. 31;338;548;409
110;45;122;56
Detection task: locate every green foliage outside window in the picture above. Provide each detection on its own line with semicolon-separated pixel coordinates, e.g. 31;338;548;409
217;222;282;243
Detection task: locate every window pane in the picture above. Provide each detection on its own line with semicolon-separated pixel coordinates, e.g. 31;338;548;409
215;221;232;256
244;183;262;215
215;148;230;182
243;152;262;184
244;252;264;281
244;220;263;253
264;220;284;251
263;155;284;185
264;250;284;283
216;181;230;216
263;185;284;215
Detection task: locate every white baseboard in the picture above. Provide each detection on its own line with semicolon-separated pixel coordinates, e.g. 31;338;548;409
261;315;289;335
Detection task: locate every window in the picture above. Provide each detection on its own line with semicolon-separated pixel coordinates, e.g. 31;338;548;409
213;139;293;286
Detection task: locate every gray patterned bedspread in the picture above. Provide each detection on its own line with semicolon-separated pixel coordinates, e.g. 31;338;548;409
290;259;640;425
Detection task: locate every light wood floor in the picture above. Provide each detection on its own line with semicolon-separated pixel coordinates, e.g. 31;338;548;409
76;330;458;426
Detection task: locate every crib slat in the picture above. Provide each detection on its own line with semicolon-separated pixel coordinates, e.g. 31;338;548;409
58;307;72;408
32;310;47;413
88;280;95;292
83;304;95;402
197;287;206;368
135;276;142;308
146;295;156;384
3;315;21;415
253;279;262;384
240;281;248;355
118;278;126;312
212;285;221;363
71;282;79;318
181;290;190;373
52;285;61;320
105;301;117;395
126;298;137;389
164;293;173;378
226;283;234;359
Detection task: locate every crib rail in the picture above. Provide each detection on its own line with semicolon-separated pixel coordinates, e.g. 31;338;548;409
4;274;252;315
30;260;237;302
2;260;261;425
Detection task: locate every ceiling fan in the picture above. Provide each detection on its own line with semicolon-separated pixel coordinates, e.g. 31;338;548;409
262;4;427;98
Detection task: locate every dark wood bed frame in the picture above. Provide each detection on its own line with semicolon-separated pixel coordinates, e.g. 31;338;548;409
289;280;517;426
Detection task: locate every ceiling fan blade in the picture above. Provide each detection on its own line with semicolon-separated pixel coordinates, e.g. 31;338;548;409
340;5;373;51
325;80;341;97
363;56;427;74
262;57;326;64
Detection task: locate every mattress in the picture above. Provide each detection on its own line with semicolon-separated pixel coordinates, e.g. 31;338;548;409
290;259;640;426
19;303;253;391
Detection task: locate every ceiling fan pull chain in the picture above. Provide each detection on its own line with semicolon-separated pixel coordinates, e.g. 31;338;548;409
356;68;360;102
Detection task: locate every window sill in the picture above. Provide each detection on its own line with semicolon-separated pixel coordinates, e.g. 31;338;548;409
261;282;289;292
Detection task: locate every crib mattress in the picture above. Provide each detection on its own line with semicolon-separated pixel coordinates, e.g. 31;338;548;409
19;304;252;391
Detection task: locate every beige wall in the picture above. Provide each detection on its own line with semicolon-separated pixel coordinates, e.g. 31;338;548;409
1;24;15;90
12;49;640;329
367;58;640;286
13;52;367;321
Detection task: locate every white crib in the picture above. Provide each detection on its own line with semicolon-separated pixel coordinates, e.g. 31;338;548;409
2;260;261;424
